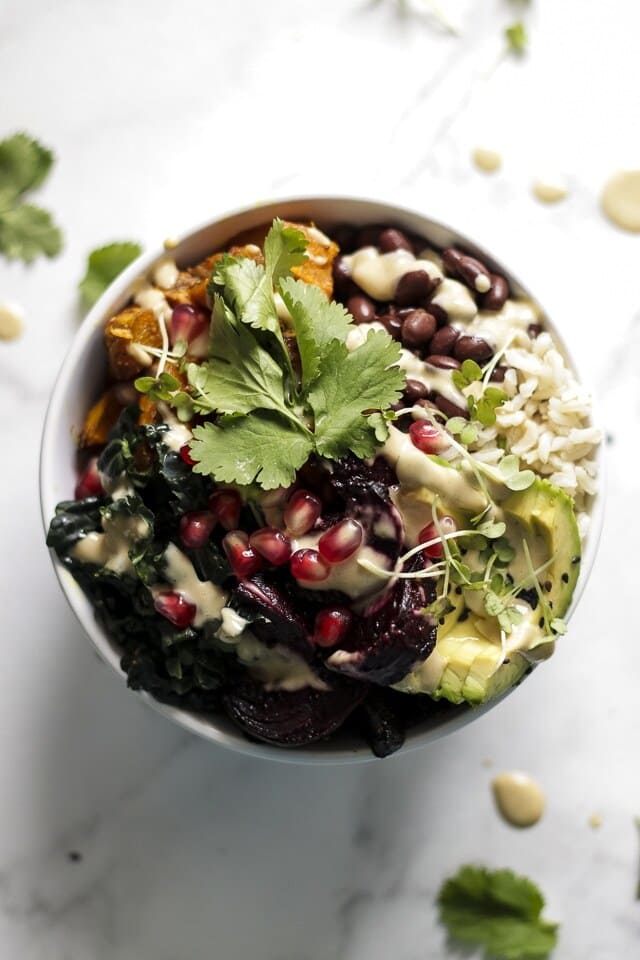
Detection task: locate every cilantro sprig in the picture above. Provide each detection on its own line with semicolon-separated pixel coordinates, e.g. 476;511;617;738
438;864;559;959
80;241;143;308
0;133;63;263
177;219;404;489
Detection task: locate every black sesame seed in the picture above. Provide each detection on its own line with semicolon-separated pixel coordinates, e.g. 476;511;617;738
571;555;581;564
538;617;545;628
543;580;552;592
455;586;462;595
439;617;445;625
561;572;569;583
459;609;469;622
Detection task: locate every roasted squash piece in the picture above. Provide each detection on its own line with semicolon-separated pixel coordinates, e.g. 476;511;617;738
105;305;162;380
286;221;338;298
80;386;124;448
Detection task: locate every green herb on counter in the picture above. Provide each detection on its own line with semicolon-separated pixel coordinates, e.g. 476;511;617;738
80;241;143;308
505;20;528;54
0;133;63;263
438;864;559;959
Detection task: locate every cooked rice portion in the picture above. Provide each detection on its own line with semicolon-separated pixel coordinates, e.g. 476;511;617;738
469;330;601;539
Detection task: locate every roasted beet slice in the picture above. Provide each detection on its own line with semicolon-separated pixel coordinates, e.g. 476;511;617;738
326;556;436;685
329;453;398;506
223;673;367;746
356;690;406;758
232;574;313;659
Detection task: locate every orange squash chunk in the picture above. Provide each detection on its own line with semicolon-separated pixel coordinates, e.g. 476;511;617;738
104;305;162;380
80;387;124;448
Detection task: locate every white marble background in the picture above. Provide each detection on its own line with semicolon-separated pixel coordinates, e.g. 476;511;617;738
1;0;639;957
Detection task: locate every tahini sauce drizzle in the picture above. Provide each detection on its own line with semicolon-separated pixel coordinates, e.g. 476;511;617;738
601;170;640;232
0;302;24;341
152;543;227;627
491;771;546;827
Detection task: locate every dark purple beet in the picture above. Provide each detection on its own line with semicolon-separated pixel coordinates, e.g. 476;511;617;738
325;555;436;686
232;575;313;659
223;673;367;746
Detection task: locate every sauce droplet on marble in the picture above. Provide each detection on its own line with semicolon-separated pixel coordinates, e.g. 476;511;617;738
0;301;24;341
532;176;569;204
472;147;502;174
491;771;545;827
588;812;603;829
601;170;640;232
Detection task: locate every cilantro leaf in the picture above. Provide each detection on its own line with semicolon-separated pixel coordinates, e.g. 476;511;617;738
0;203;63;263
0;133;54;201
263;218;308;287
187;295;290;417
190;413;313;490
505;20;528;54
79;241;143;307
279;275;352;387
307;330;404;460
438;865;558;959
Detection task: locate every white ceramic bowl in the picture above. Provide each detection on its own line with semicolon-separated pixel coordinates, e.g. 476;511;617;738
40;196;604;764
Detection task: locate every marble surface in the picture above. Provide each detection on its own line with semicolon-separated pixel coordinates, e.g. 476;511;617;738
1;0;639;956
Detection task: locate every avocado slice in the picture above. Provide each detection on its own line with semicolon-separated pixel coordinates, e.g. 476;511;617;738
502;477;581;619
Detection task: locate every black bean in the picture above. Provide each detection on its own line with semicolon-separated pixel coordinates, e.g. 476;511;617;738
356;224;384;248
378;313;403;340
332;224;357;252
434;395;469;419
442;248;491;292
489;366;507;383
403;378;429;404
425;354;461;370
332;256;352;299
482;274;509;311
401;309;437;349
429;303;449;327
528;323;544;339
378;228;412;253
394;270;435;308
347;295;376;325
429;325;460;356
453;335;493;363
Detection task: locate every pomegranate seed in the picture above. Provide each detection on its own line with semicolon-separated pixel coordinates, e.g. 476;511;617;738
222;530;263;578
249;527;292;566
418;516;457;559
290;548;330;583
179;510;216;549
318;518;364;564
313;607;353;647
209;489;242;531
75;457;103;499
169;304;209;356
179;443;195;466
283;489;322;536
154;592;196;628
409;420;447;454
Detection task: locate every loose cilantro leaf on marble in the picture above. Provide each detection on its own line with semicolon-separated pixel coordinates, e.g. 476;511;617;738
0;133;63;263
307;331;405;460
438;865;559;959
80;241;143;307
505;20;528;54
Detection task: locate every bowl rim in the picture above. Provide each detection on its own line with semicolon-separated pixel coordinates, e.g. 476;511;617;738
39;192;606;764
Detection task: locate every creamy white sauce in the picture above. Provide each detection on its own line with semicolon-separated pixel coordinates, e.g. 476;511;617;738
305;225;332;247
292;531;393;602
126;342;155;366
431;278;478;321
234;635;328;692
101;472;134;501
71;511;150;576
466;298;540;352
218;606;250;638
601;170;640;232
157;402;192;452
399;347;467;406
152;257;179;289
472;147;502;173
342;247;443;302
491;771;546;827
153;543;227;627
0;301;24;341
381;425;487;513
532;176;569;204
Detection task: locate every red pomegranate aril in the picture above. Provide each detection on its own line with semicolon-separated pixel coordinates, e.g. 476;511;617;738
209;489;242;531
283;489;322;536
75;457;103;499
290;548;330;583
313;607;353;647
222;530;263;578
179;443;196;466
409;420;447;454
154;592;196;628
249;527;292;566
318;518;364;564
179;510;216;549
169;304;209;350
418;516;457;559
